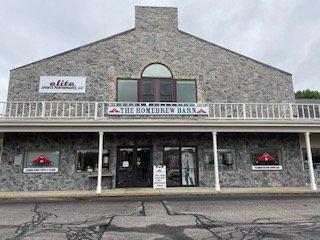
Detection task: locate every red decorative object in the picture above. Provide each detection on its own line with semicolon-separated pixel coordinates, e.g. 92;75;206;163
109;108;120;113
196;108;207;114
32;155;53;166
257;152;277;164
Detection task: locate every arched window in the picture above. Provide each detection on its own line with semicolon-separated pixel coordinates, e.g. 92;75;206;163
117;63;196;103
142;63;172;78
140;64;174;102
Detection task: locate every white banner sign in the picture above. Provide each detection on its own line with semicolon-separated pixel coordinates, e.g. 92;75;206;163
39;76;86;93
23;167;59;173
153;165;166;189
108;106;209;116
252;165;283;171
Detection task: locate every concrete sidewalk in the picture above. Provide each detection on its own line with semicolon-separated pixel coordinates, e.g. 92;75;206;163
0;187;319;201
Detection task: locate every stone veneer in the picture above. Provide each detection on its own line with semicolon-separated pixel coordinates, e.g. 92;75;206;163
0;132;314;191
7;6;294;103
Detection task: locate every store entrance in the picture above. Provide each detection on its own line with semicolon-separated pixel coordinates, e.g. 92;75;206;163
116;147;152;188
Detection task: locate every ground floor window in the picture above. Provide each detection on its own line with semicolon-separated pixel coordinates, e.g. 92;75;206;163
301;148;320;171
218;149;236;170
163;146;197;187
251;148;283;171
203;149;236;171
23;150;60;173
76;150;109;173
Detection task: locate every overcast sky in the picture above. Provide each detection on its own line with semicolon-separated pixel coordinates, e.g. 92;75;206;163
0;0;319;101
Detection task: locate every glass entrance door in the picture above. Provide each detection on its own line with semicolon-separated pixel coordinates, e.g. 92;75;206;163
163;146;197;187
117;147;152;188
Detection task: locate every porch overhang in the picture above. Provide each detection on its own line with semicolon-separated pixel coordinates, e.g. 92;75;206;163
0;119;320;133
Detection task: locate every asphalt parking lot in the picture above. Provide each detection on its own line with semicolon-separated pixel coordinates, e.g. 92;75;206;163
0;194;320;240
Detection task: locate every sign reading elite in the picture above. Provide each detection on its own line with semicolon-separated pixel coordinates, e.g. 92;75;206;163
107;106;209;116
39;76;86;93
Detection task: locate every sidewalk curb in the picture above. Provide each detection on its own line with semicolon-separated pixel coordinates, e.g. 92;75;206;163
0;187;319;201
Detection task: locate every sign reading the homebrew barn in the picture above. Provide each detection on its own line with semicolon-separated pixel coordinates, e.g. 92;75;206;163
39;76;86;93
108;106;209;116
153;165;166;189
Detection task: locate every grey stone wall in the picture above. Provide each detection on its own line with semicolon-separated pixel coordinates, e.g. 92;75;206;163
7;6;294;103
0;132;313;191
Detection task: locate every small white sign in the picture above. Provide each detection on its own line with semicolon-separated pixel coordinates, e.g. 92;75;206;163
153;165;166;189
122;161;129;168
107;106;209;116
39;76;86;93
252;165;283;171
23;167;59;173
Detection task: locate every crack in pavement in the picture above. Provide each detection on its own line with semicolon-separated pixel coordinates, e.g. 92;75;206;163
3;200;320;240
161;201;320;240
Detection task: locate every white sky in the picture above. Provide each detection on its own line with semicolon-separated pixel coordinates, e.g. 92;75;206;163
0;0;319;101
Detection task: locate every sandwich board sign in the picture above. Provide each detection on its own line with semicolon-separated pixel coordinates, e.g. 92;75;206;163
153;165;166;189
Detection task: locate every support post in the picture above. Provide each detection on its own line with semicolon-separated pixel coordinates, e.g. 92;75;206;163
305;132;317;191
212;132;220;191
97;131;104;194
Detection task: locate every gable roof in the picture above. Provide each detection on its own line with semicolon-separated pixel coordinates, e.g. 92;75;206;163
11;28;291;76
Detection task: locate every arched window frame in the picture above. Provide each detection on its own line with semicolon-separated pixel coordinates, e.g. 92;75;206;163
139;63;176;102
141;63;173;78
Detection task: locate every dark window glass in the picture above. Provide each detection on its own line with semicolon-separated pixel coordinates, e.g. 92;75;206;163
76;150;109;173
302;148;320;171
177;81;196;102
117;80;138;102
163;147;180;187
142;79;154;102
160;80;172;102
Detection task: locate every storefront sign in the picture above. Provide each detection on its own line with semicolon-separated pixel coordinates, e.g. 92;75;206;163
251;150;282;171
252;165;283;171
108;106;209;116
153;165;166;189
23;167;58;173
23;151;60;173
39;76;86;93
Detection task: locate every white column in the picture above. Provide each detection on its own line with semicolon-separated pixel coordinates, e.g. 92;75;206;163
97;131;104;194
212;132;220;191
305;132;317;191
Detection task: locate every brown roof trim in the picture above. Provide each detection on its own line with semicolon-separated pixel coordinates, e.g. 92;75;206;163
179;30;292;76
11;28;136;71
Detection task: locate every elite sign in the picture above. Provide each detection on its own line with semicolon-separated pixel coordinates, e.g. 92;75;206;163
39;76;86;93
107;106;209;116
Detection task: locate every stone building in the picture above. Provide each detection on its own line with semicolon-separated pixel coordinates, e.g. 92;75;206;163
0;6;319;192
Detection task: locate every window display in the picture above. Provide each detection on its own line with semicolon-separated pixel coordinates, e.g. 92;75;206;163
23;150;60;173
163;146;197;187
301;148;320;171
251;148;283;171
218;149;236;171
76;150;109;173
203;149;236;171
181;147;197;186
